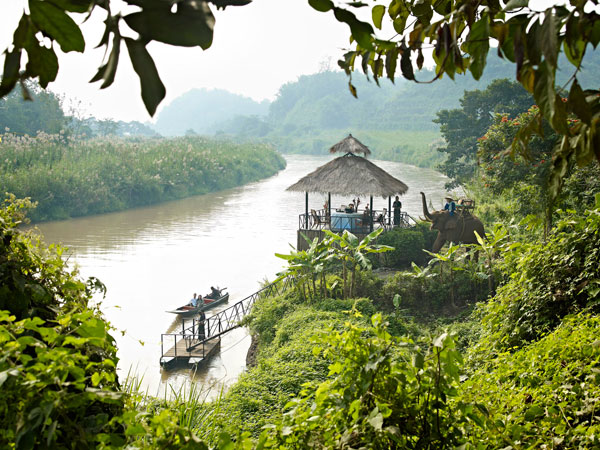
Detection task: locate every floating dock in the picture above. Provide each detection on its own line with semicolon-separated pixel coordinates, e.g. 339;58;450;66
160;334;221;369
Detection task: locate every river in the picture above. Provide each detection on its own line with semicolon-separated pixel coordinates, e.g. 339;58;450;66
33;154;455;398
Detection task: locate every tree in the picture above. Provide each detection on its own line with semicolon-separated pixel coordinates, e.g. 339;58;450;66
0;83;66;135
307;0;600;198
434;78;534;188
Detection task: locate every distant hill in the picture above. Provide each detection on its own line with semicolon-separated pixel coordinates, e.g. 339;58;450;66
154;51;598;167
153;88;270;136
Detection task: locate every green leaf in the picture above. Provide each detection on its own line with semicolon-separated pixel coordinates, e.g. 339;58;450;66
308;0;333;13
385;48;398;82
368;411;384;430
100;34;121;89
125;38;166;116
533;60;555;121
333;7;374;50
76;317;106;339
568;79;592;125
540;12;558;67
47;0;93;13
25;43;59;88
524;405;544;421
372;5;385;30
413;352;424;369
400;47;414;80
91;372;101;386
433;332;448;348
503;0;529;10
29;0;85;53
0;50;21;97
124;3;215;49
467;17;489;80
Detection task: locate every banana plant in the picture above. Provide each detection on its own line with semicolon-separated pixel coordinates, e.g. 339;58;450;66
323;228;393;299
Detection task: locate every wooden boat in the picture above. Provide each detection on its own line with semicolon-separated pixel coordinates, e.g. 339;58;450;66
167;289;229;316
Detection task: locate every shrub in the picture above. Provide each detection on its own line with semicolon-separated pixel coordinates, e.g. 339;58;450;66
462;314;600;448
262;315;479;449
471;200;600;357
373;223;438;269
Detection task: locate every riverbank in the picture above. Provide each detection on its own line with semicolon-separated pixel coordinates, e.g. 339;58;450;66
0;134;286;222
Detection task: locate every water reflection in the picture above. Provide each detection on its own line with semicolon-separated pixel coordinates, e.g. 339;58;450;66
33;154;454;398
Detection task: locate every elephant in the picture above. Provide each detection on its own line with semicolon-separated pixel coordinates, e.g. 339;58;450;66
420;192;485;253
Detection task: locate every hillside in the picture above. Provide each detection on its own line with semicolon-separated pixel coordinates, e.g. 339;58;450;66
208;51;600;167
154;88;270;136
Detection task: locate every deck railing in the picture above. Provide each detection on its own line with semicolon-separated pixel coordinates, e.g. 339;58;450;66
299;208;414;232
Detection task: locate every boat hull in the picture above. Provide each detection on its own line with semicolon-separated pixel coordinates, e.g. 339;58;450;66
167;293;229;316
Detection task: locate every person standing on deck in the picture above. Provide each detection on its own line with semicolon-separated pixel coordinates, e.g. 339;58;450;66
197;311;206;340
393;196;402;226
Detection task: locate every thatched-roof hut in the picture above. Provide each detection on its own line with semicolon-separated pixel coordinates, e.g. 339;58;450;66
287;135;408;237
286;152;408;198
329;134;371;156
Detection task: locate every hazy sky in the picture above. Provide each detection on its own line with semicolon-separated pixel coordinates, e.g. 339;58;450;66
1;0;351;122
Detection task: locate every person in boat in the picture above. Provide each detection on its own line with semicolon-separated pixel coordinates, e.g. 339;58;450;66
188;293;198;307
205;286;219;299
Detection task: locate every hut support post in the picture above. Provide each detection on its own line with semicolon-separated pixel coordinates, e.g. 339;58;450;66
305;192;308;230
370;196;373;232
328;192;331;228
388;197;391;226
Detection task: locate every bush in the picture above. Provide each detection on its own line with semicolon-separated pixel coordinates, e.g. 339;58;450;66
373;223;437;269
262;315;477;449
461;314;600;448
471;201;600;358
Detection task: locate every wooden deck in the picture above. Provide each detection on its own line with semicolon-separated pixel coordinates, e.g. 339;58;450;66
160;337;221;368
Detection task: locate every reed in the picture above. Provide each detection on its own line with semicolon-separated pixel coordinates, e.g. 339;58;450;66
0;133;285;222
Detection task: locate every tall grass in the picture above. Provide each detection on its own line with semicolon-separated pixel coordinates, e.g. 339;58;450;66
0;133;286;222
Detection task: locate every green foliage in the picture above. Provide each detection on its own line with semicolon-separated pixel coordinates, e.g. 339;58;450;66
0;135;285;222
0;310;125;448
462;314;600;448
472;202;600;358
379;261;490;318
263;315;477;449
434;79;534;187
373;222;437;269
0;196;124;448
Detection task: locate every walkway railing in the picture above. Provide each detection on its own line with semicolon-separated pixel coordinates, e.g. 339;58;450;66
160;276;294;359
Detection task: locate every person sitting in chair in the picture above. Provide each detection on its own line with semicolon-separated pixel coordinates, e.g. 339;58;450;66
363;205;372;224
376;208;387;225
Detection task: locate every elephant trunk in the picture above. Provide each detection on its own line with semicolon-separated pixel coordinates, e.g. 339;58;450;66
420;192;433;220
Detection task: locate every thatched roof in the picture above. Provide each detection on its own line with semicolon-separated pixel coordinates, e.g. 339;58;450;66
329;134;371;156
286;153;408;198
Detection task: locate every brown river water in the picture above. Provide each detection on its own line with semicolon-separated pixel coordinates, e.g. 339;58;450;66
33;154;456;399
